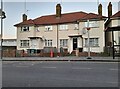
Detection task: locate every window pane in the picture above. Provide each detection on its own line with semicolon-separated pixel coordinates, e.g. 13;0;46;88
85;38;99;47
60;39;68;47
60;25;68;30
45;26;52;31
75;24;78;29
20;40;29;47
45;39;52;47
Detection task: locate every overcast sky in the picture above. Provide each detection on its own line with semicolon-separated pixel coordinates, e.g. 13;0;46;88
1;1;119;39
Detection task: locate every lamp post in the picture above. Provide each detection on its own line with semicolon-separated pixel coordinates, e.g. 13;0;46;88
87;20;92;59
0;0;6;59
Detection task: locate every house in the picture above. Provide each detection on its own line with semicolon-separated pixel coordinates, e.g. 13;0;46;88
109;11;120;46
104;2;120;58
14;3;107;56
105;2;120;57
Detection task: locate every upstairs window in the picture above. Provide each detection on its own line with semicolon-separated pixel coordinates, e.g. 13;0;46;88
74;24;79;30
59;25;68;30
45;26;52;31
36;27;40;32
84;21;99;28
118;19;120;26
21;26;29;32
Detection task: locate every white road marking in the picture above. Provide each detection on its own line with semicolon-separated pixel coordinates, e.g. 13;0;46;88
15;66;29;68
42;67;57;69
72;67;92;70
71;62;119;64
108;82;118;84
109;68;118;71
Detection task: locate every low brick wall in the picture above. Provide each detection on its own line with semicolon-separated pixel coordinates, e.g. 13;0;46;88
3;50;16;57
79;52;97;57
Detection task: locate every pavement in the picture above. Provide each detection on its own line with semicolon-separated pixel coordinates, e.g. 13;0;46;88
1;56;120;62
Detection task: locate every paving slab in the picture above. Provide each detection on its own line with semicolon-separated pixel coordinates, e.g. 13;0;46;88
1;56;120;62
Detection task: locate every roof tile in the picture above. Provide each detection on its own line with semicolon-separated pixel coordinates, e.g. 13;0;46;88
14;11;106;26
111;11;120;18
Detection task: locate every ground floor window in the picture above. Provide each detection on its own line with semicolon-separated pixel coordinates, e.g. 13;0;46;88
60;39;68;47
45;39;53;47
20;40;29;48
28;49;41;54
85;38;99;47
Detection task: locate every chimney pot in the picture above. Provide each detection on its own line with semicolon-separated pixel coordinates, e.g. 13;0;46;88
98;3;102;16
108;2;112;18
22;14;27;22
56;4;62;17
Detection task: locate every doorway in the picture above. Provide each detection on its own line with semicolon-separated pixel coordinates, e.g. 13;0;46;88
73;38;78;50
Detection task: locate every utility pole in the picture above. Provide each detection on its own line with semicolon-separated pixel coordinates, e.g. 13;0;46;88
87;20;92;59
0;0;6;59
0;0;3;59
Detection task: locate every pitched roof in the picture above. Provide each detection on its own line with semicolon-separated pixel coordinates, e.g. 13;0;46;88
34;11;88;25
14;11;106;27
81;13;106;20
14;19;34;26
111;11;120;18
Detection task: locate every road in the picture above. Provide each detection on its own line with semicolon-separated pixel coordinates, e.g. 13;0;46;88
2;61;119;87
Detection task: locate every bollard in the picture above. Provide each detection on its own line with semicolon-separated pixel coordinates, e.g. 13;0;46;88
50;48;53;57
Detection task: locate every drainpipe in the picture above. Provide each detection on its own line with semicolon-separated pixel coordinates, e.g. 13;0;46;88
57;24;59;56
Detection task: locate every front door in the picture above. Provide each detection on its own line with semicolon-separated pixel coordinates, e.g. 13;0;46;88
73;38;78;50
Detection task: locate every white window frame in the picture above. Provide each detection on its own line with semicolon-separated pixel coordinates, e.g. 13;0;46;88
85;38;99;47
20;40;29;48
59;25;68;30
45;26;53;31
35;27;40;32
84;21;99;28
60;39;68;47
21;26;29;32
45;39;53;47
74;24;79;30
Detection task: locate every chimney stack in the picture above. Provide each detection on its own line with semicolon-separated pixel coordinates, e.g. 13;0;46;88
22;14;27;22
108;2;112;18
56;4;61;17
98;3;102;16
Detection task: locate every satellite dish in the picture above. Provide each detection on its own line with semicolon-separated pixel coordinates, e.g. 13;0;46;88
82;28;87;35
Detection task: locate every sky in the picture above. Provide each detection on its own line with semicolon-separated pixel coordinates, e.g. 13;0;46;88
0;0;119;39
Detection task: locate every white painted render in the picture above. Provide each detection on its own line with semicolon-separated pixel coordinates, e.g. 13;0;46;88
17;20;105;53
111;19;120;45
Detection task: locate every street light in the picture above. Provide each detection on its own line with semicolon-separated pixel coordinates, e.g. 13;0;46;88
0;0;6;59
87;20;92;59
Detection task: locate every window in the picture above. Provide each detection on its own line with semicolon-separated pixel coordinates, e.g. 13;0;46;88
36;27;40;32
118;19;120;26
119;37;120;44
60;25;68;30
74;24;79;30
20;40;29;47
85;38;99;47
21;26;29;32
84;21;99;28
29;49;41;54
45;26;52;31
45;39;53;47
60;39;68;47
